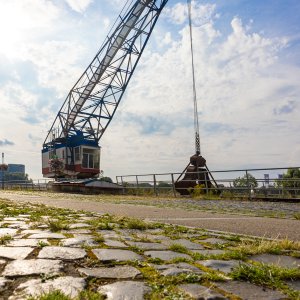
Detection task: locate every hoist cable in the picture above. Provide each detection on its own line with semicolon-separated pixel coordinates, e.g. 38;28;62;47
187;0;201;156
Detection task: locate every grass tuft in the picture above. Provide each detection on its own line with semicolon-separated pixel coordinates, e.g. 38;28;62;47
126;218;150;230
293;213;300;220
0;234;12;245
27;290;71;300
47;219;70;232
231;262;300;288
233;238;300;255
77;290;105;300
169;243;188;254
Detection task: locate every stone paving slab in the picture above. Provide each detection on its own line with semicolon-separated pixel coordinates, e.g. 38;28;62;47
249;253;300;269
179;283;226;299
199;237;228;245
61;236;97;247
126;241;167;250
78;266;141;279
38;246;86;260
8;239;49;247
0;228;18;237
197;259;241;274
92;249;143;262
98;281;151;300
162;238;205;250
69;223;90;229
98;230;120;239
103;239;128;248
286;280;300;291
216;281;287;300
154;262;205;276
0;247;34;260
27;232;65;239
144;250;191;261
10;276;86;300
191;249;226;256
2;259;63;277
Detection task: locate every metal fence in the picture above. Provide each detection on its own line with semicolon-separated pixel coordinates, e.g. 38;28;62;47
1;167;300;200
0;179;54;191
116;167;300;200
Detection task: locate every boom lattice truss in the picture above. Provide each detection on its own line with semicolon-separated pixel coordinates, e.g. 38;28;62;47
43;0;168;148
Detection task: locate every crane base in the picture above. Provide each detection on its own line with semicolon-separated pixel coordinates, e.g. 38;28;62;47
175;154;216;196
50;179;123;195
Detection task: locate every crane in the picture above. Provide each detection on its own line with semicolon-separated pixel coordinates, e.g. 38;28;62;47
42;0;216;194
42;0;168;178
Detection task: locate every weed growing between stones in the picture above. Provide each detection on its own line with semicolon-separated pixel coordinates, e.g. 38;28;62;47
77;290;106;300
27;290;71;300
131;234;155;243
0;234;12;245
47;219;70;232
233;238;300;255
293;212;300;220
231;263;300;299
116;216;159;231
27;290;105;300
37;240;49;248
168;244;189;254
87;215;115;230
93;234;104;244
163;225;191;239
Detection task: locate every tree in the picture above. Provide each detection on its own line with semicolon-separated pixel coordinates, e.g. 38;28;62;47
276;168;300;196
233;173;258;188
4;172;29;181
49;157;64;181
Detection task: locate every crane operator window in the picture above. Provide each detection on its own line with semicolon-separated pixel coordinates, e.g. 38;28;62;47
82;148;99;169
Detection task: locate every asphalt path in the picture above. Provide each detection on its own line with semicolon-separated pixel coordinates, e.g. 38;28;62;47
1;192;299;241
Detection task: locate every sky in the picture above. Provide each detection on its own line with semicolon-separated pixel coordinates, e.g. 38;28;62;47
0;0;299;180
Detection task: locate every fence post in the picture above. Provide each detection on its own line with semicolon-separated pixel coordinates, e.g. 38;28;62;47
171;173;176;197
245;170;251;200
153;174;158;196
136;175;139;190
204;170;209;195
120;176;126;195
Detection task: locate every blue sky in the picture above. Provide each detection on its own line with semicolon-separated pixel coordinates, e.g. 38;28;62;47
0;0;299;179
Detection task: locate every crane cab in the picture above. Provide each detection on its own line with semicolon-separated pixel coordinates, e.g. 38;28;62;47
42;136;100;179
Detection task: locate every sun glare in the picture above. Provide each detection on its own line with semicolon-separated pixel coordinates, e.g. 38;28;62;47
0;1;58;58
0;3;24;56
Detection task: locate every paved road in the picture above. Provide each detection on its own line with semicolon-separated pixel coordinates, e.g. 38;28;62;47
1;192;299;240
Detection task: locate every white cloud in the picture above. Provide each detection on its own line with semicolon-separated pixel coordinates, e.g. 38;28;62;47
164;2;217;26
0;0;60;58
22;41;86;97
64;0;93;13
99;10;300;178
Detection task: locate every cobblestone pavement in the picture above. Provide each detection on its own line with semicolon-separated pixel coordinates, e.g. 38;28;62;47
0;199;299;299
1;192;299;240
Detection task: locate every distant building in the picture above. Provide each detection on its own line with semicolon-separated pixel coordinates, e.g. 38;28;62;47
0;164;25;180
8;164;25;174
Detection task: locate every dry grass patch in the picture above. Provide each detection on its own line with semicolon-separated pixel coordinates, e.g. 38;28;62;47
234;238;300;255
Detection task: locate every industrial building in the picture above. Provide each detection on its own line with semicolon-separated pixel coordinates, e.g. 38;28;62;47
0;164;25;180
